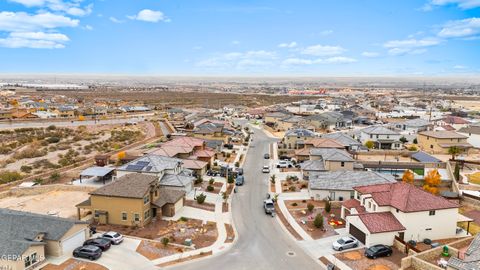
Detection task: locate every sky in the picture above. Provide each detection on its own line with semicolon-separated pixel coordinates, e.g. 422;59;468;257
0;0;479;76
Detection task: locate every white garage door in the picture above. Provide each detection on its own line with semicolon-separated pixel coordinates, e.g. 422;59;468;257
61;229;87;255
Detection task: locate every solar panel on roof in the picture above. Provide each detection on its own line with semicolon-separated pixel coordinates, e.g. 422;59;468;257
136;161;150;166
145;166;153;171
125;164;145;171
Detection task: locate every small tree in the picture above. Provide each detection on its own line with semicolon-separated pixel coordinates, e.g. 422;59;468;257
222;191;229;203
307;203;314;212
454;163;460;181
227;174;234;184
408;146;418;151
207;185;214;192
235;161;240;167
400;136;408;143
448;146;461;160
325;200;331;213
117;151;126;160
423;169;441;194
161;237;170;247
270;174;276;184
402;169;414;184
313;214;324;229
365;141;375;149
209;178;215;185
413;138;418;144
196;193;207;204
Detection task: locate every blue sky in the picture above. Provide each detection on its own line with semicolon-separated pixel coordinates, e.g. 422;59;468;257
0;0;479;76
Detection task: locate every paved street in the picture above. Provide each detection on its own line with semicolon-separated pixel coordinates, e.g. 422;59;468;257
167;126;323;270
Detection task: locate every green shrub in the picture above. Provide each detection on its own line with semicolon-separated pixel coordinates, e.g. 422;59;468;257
313;214;324;229
291;202;298;206
207;185;214;192
49;172;61;182
161;237;170;247
307;203;314;212
20;165;32;173
325;200;331;213
0;171;22;184
227;175;234;184
209;178;215;185
46;137;61;144
179;216;188;222
196;193;207;204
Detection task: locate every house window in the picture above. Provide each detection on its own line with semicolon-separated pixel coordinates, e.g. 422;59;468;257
430;145;433;149
368;202;372;209
155;190;158;197
134;213;140;222
144;195;150;204
429;210;436;216
396;209;399;213
94;210;100;218
31;253;37;264
370;134;373;139
341;162;345;167
426;228;432;231
144;210;150;220
121;212;127;221
25;255;31;267
373;205;377;211
376;135;379;139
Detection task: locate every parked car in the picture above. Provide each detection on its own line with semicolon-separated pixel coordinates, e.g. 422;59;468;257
84;238;111;251
262;165;270;173
102;231;124;245
73;245;102;260
276;160;293;168
237;168;244;175
332;236;359;251
263;199;275;215
279;155;292;161
264;153;270;159
365;244;392;259
223;144;234;149
235;175;245;186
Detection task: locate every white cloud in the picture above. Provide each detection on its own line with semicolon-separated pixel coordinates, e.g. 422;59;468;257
278;41;297;48
281;56;356;66
0;11;79;32
128;9;169;23
438;17;480;38
109;16;124;24
9;0;93;17
84;24;93;30
384;37;440;55
301;44;345;56
361;51;380;57
453;65;467;69
282;58;317;65
197;50;276;69
0;31;69;48
324;56;357;63
423;0;480;10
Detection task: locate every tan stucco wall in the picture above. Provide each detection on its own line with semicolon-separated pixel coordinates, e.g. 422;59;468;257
90;195;149;226
326;161;354;171
418;134;469;154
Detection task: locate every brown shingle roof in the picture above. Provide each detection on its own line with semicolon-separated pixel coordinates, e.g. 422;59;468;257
358;212;406;234
90;173;157;199
419;131;467;139
152;188;185;208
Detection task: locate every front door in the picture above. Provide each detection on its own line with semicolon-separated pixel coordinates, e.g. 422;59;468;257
152;208;157;218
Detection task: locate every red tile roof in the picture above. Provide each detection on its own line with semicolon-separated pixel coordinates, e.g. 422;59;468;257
442;116;470;125
342;199;366;214
181;159;208;170
355;182;458;213
163;137;205;148
358;212;406;234
294;148;311;156
193;149;215;158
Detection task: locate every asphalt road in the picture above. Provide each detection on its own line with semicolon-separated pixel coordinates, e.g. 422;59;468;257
167;126;322;270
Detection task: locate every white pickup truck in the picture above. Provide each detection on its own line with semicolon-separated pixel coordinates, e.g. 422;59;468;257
276;160;293;168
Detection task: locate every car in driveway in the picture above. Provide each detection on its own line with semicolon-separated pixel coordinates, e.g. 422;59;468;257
73;245;102;260
276;160;293;168
365;244;392;259
262;165;270;173
332;236;359;251
102;231;124;245
264;153;270;159
84;238;111;251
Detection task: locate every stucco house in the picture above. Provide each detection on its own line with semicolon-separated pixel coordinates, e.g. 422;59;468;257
0;209;88;270
305;111;351;132
356;125;403;150
321;132;363;151
308;171;396;201
77;173;185;227
294;138;345;162
342;182;460;247
417;131;472;155
457;125;480;149
394;118;432;134
282;128;316;149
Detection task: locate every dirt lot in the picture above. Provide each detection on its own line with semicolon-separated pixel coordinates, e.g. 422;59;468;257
0;190;89;218
288;207;343;239
42;258;108;270
334;248;405;270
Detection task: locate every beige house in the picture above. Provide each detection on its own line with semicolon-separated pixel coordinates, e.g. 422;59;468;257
417;131;472;154
0;209;88;270
282;128;316;149
342;182;460;247
77;173;185;227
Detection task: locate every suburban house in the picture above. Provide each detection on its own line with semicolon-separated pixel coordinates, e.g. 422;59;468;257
436;116;470;130
300;148;357;179
264;112;290;128
54;106;76;118
0;209;89;270
76;173;185;227
321;132;363;151
305;111;351;132
282;128;316;149
276;115;305;131
308;171;396;201
356;126;402;149
447;234;480;270
342;182;460;247
458;125;480;148
417;131;472;155
294;138;345;162
394;118;432;134
191;119;235;143
116;155;195;193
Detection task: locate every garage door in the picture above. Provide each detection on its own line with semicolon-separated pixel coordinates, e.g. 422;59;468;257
61;229;87;255
349;224;366;244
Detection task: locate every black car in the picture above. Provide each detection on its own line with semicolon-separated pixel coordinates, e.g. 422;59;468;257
73;245;102;260
84;238;111;251
264;153;270;159
365;244;392;259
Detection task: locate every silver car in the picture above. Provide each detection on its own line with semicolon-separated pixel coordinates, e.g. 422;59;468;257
262;165;270;173
332;236;359;251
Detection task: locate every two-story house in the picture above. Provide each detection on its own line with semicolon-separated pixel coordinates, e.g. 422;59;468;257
342;182;460;247
417;131;472;155
357;126;402;149
321;132;363;152
294;138;345;162
304;111;351;132
282;128;316;149
76;173;185;227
